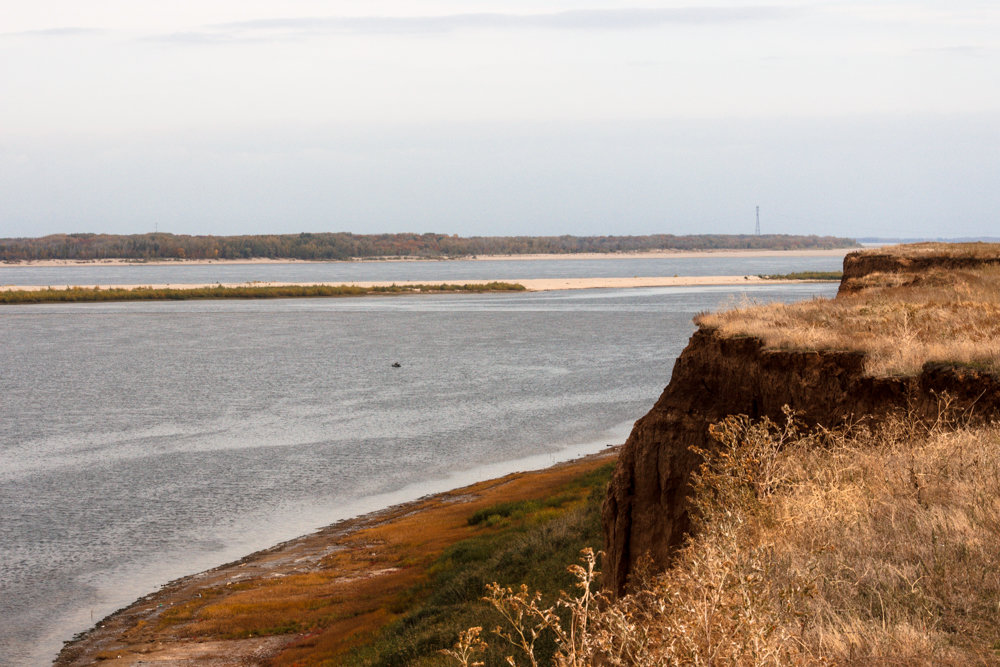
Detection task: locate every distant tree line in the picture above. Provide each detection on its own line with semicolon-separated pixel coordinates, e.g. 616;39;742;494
0;232;859;262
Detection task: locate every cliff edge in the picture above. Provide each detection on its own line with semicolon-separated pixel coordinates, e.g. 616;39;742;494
839;241;1000;294
603;243;1000;594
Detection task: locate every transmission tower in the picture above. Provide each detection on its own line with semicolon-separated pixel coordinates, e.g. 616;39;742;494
755;205;760;236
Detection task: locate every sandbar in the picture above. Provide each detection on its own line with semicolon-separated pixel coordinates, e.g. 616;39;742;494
0;275;829;293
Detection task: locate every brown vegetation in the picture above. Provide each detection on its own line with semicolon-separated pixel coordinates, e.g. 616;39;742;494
839;242;1000;295
605;244;1000;595
853;241;1000;260
461;411;1000;665
697;262;1000;376
597;242;1000;666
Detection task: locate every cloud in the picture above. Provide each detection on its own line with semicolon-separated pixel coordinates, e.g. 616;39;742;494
150;6;800;43
149;31;252;45
1;27;104;39
914;45;989;57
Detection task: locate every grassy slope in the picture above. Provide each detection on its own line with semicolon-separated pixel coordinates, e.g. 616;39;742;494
381;244;1000;666
344;464;613;667
558;415;1000;665
480;244;1000;665
338;421;1000;666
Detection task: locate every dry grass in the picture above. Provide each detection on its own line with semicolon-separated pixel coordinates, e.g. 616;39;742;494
644;413;1000;665
696;264;1000;376
463;412;1000;665
854;242;1000;260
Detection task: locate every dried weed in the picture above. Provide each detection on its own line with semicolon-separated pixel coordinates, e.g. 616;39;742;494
448;413;1000;665
697;264;1000;376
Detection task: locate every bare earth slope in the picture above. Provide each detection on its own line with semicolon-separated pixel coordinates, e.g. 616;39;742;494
603;242;1000;594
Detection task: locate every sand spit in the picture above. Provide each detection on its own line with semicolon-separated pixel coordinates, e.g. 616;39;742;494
0;275;821;293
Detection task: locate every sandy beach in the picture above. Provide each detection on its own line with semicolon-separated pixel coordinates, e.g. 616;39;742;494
0;275;826;293
2;247;855;268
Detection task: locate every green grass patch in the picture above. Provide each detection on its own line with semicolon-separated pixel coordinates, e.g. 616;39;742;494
466;491;577;527
757;271;842;281
224;620;304;639
0;282;526;304
344;462;614;667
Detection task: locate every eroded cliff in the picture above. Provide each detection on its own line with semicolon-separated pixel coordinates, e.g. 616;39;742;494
839;241;1000;294
603;245;1000;594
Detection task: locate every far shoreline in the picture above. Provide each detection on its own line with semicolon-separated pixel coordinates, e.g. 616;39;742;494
2;247;856;268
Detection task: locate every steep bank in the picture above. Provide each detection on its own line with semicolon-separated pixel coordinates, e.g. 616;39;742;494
603;243;1000;594
839;241;1000;294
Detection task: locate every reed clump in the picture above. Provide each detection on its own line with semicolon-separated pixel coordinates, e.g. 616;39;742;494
697;264;1000;375
450;411;1000;666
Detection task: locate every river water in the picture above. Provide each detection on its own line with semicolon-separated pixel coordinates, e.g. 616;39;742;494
0;253;844;286
0;257;841;665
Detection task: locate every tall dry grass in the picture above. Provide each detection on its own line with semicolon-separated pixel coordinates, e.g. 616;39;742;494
854;242;1000;261
697;265;1000;376
453;411;1000;665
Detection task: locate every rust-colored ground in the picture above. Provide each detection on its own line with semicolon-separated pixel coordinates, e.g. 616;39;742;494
56;448;618;666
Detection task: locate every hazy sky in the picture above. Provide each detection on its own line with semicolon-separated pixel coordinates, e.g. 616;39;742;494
2;1;998;239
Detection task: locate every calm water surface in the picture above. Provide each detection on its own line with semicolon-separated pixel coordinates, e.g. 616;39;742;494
0;280;837;665
0;254;846;286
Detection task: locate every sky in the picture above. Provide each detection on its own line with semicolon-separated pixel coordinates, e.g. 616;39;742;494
1;1;998;239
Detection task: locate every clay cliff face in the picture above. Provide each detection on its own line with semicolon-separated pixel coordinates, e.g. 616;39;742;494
839;245;1000;294
603;255;1000;595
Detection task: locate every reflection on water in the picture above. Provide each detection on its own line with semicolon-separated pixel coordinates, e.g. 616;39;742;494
0;282;836;664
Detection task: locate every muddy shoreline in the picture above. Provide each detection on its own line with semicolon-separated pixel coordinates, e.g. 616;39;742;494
56;447;619;666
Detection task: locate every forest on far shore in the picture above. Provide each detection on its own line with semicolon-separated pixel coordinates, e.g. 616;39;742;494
0;232;859;262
